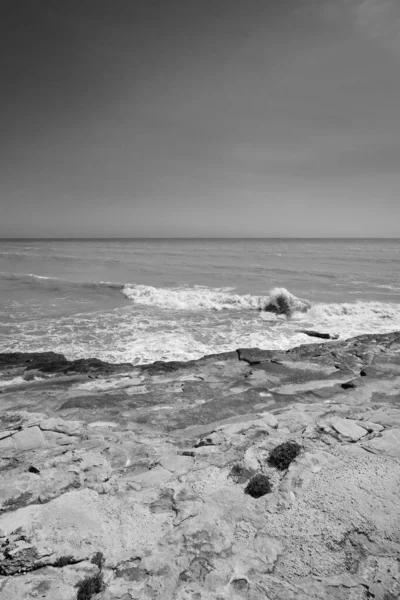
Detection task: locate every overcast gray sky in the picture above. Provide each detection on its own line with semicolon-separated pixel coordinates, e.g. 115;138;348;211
1;0;399;237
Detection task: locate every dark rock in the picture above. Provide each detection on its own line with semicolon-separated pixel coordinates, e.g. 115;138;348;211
2;492;34;512
231;578;249;591
341;381;357;390
28;466;40;474
0;352;67;370
0;352;133;376
237;348;277;364
0;535;41;575
194;436;215;448
261;289;311;316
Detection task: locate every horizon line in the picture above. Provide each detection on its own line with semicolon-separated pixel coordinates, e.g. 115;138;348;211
0;236;399;241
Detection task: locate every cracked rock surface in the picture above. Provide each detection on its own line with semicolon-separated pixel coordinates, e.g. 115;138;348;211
0;332;400;599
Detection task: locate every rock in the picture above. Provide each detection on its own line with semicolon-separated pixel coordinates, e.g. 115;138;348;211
130;465;173;487
258;412;279;428
243;447;261;471
361;429;400;458
329;418;368;441
0;332;400;599
39;418;84;436
298;329;339;340
182;445;219;456
0;436;14;451
261;288;311;316
355;420;384;433
276;409;316;432
12;426;45;451
0;351;133;376
160;455;194;475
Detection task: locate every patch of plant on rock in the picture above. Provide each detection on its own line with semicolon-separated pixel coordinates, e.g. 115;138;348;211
244;474;272;498
268;441;301;471
76;551;105;600
229;464;254;484
54;555;74;567
91;551;105;569
76;573;104;600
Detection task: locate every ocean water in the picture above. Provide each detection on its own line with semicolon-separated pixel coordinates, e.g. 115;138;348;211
1;238;399;364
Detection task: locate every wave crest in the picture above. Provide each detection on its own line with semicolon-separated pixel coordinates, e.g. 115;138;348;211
122;284;268;311
261;287;311;316
122;284;311;314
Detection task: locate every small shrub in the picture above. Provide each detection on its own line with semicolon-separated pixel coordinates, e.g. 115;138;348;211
268;442;301;471
91;551;105;569
54;555;74;567
244;474;272;498
76;573;104;600
229;464;253;484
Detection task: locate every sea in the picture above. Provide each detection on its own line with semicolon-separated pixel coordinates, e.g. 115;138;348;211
1;238;399;365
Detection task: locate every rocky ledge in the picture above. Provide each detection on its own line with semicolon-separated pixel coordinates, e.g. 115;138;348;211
0;332;400;599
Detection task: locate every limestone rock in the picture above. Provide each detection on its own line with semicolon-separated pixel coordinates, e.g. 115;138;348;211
12;426;45;451
1;332;400;599
361;429;400;458
330;418;368;441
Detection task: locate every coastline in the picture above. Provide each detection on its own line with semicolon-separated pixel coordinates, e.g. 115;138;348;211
1;331;400;598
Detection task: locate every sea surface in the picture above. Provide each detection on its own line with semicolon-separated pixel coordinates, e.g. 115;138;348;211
1;238;400;365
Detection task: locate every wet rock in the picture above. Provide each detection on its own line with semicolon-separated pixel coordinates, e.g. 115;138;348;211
298;330;339;340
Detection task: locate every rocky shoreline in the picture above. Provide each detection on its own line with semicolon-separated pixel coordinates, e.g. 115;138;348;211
1;331;400;599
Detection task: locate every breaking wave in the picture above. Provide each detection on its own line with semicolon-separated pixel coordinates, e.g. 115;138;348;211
262;287;311;316
2;273;312;314
122;284;313;314
309;301;400;321
122;284;266;310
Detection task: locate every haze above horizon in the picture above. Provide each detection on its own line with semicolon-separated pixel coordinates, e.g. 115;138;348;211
1;0;400;238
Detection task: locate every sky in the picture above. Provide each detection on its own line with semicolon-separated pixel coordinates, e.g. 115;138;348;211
1;0;399;237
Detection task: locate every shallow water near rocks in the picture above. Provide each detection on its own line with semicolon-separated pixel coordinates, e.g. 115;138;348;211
1;238;400;364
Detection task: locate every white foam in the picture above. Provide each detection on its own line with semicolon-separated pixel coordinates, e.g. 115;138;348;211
1;288;400;367
122;284;266;311
263;287;311;316
0;376;26;388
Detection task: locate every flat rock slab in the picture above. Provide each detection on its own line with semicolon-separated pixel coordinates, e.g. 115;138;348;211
361;429;400;458
12;426;45;451
1;332;400;599
330;418;368;441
